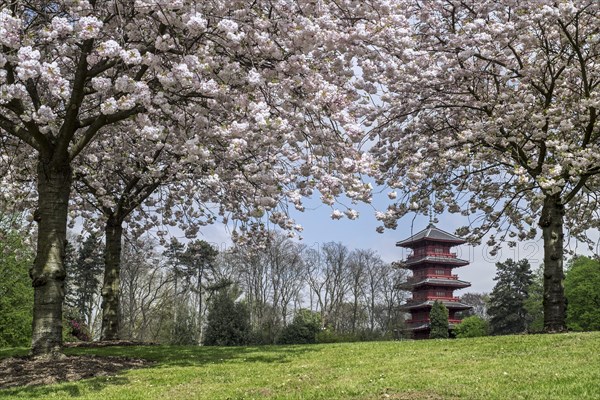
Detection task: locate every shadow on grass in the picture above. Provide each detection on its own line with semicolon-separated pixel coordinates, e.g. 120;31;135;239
65;343;322;367
0;376;131;399
0;344;321;398
0;347;28;359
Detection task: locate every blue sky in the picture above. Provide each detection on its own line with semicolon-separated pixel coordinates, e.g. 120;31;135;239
198;191;550;294
288;197;546;294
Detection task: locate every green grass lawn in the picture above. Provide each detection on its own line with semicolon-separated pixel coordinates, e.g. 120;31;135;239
1;332;599;399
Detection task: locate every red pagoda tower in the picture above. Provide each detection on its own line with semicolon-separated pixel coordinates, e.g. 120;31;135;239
397;224;472;339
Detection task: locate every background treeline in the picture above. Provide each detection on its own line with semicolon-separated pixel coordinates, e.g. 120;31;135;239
3;217;599;346
56;231;409;345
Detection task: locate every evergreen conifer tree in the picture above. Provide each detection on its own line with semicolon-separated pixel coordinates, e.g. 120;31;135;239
487;259;534;335
429;300;449;339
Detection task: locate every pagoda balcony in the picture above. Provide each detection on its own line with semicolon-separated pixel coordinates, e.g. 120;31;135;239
411;296;462;303
400;298;472;311
406;274;459;284
407;252;458;261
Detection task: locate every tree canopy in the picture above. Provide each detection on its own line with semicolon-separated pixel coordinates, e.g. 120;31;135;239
362;0;600;332
0;0;376;356
2;0;599;356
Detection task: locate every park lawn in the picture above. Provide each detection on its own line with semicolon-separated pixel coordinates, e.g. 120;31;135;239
0;331;599;400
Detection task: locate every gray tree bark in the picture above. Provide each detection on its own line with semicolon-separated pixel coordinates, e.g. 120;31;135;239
539;194;567;332
30;157;72;358
100;217;123;340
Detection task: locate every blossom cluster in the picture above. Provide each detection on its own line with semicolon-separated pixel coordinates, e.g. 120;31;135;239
0;0;385;247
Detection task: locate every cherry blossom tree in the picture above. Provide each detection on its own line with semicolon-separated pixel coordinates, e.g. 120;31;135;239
0;1;377;357
72;118;185;341
363;0;600;331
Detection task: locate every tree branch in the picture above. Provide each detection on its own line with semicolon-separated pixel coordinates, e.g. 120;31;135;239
0;118;40;151
56;39;95;160
69;106;143;161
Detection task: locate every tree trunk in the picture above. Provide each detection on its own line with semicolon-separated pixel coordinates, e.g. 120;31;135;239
370;285;376;332
539;194;567;332
352;293;359;334
197;264;203;345
172;272;178;341
30;158;72;358
100;217;123;340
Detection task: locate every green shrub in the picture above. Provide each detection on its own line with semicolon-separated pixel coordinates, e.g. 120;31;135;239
203;289;251;346
170;307;198;345
277;309;322;345
0;228;33;347
454;316;489;338
315;328;352;343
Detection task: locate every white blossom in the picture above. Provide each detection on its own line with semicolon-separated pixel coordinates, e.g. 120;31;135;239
331;209;344;220
97;40;122;58
92;77;113;92
120;49;142;65
100;98;118;115
77;16;103;40
16;47;41;80
34;105;57;124
0;10;21;48
186;13;207;32
51;17;74;36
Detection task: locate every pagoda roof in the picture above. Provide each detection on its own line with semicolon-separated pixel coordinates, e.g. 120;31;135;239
396;224;466;248
405;322;430;332
400;255;470;268
397;278;471;290
404;321;462;332
399;299;472;311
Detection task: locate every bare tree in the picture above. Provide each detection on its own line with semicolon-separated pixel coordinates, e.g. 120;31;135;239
119;236;172;342
459;293;490;320
377;264;409;335
357;250;387;333
347;250;368;333
310;242;351;330
266;234;306;326
232;248;273;334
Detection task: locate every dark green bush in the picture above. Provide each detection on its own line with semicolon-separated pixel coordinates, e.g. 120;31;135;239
454;316;489;338
203;289;251;346
277;309;322;345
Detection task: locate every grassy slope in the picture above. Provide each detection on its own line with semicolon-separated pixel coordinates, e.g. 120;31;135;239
1;332;599;400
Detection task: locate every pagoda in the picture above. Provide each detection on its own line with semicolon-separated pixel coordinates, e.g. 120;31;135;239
397;224;472;339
